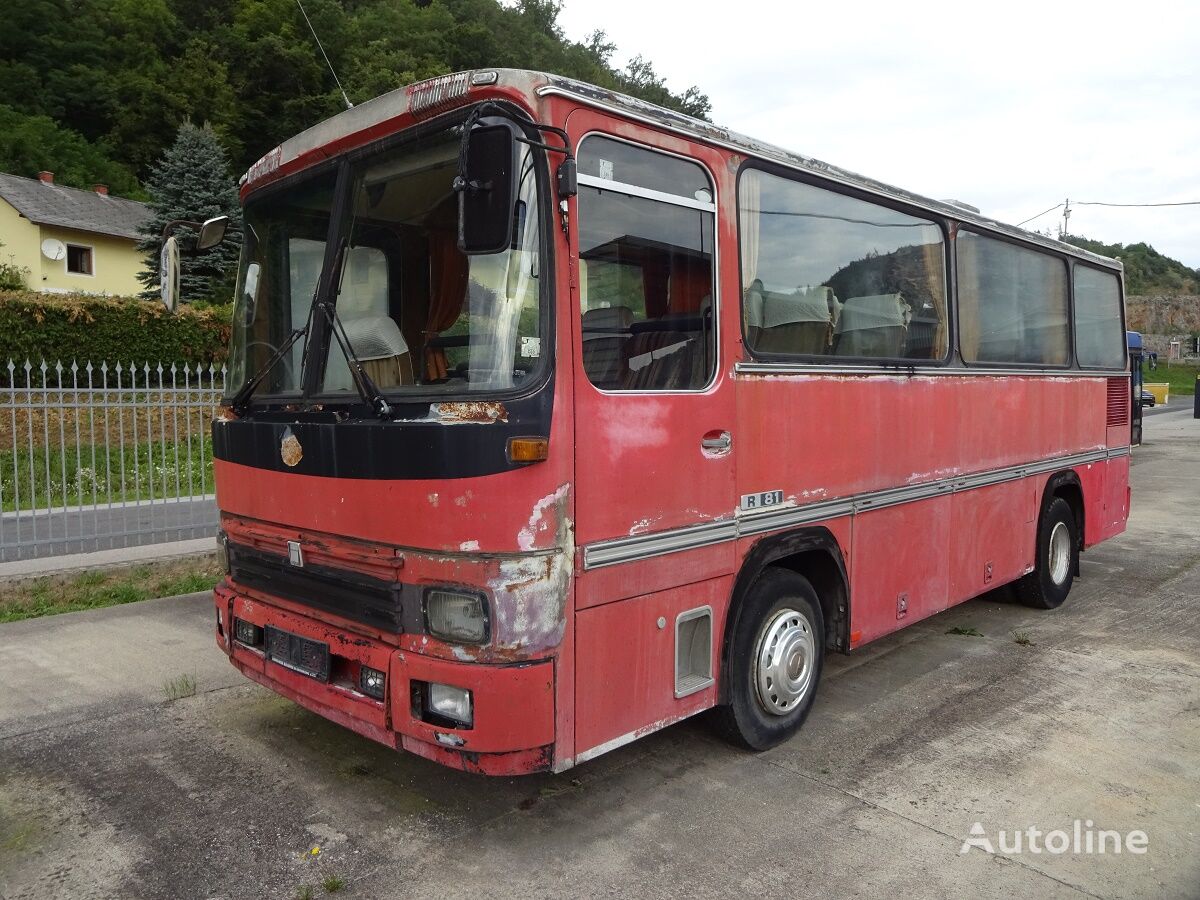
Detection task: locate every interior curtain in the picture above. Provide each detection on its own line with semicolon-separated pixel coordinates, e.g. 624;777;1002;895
922;236;947;355
739;169;762;331
425;233;469;380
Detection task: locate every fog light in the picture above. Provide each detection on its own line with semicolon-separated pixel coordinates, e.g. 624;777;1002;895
428;683;472;727
425;589;488;643
359;665;386;700
234;618;263;646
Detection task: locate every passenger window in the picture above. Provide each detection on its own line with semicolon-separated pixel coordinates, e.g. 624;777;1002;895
578;137;716;391
957;232;1068;366
1074;266;1125;369
738;169;947;361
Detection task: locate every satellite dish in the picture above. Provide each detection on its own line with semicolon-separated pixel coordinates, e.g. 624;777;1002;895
41;238;66;261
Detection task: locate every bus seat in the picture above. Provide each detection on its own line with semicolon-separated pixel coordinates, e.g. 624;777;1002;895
341;315;414;387
834;293;910;358
756;286;838;355
582;306;633;389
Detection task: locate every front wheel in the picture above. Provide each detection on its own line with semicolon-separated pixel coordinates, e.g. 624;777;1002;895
1016;496;1078;609
712;568;825;750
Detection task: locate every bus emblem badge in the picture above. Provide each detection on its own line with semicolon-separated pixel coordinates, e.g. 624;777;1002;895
280;429;303;467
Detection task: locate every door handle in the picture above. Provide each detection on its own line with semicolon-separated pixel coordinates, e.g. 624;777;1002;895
701;430;732;453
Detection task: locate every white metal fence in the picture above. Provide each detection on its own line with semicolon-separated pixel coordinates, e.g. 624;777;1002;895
1;359;227;563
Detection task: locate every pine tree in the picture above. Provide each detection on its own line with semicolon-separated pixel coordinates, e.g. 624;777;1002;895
137;121;242;304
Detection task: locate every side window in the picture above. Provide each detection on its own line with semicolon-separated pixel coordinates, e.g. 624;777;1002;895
957;232;1068;366
738;169;947;361
578;136;716;391
1074;266;1125;368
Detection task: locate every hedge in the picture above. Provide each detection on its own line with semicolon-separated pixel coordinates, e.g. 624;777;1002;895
0;291;232;378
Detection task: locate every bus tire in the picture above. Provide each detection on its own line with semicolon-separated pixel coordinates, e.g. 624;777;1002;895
713;568;824;751
1016;496;1078;610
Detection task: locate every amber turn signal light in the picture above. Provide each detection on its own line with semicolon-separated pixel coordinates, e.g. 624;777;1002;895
507;437;549;464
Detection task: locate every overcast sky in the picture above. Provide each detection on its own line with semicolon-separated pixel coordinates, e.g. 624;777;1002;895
557;0;1200;268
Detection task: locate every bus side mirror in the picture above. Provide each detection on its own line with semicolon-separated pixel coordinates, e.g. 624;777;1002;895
160;236;180;313
197;215;230;251
456;121;518;255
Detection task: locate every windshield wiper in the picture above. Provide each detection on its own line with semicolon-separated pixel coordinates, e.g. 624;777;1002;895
229;325;308;416
319;239;393;418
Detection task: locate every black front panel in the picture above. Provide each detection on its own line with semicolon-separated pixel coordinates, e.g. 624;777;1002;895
228;542;421;632
213;377;553;480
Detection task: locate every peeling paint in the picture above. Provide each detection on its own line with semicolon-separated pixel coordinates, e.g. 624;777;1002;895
518;484;569;551
427;493;439;507
433;401;508;424
487;484;573;655
459;540;480;552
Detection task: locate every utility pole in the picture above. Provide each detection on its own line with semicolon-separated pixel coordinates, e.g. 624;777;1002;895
1061;198;1071;238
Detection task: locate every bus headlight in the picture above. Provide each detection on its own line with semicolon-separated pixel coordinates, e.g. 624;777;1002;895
424;589;489;643
427;683;473;727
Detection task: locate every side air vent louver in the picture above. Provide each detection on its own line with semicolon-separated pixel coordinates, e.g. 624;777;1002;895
1106;377;1129;426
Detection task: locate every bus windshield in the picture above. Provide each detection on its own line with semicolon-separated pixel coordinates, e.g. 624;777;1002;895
229;125;544;402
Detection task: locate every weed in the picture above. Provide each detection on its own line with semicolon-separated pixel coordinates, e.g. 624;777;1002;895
946;625;983;637
0;554;220;624
1012;630;1034;646
162;673;197;701
296;886;314;900
322;875;345;893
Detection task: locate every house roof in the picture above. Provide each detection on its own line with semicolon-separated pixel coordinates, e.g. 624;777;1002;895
0;172;149;241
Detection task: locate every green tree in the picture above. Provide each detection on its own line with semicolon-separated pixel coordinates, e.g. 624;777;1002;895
136;122;242;304
0;105;142;197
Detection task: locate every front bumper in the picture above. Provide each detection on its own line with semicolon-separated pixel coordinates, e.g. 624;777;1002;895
214;582;556;775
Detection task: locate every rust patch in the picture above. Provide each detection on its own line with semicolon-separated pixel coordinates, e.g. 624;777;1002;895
280;429;303;467
433;401;508;424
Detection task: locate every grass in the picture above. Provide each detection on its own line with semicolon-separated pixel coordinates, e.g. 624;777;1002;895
162;673;198;701
1143;360;1200;397
0;553;221;623
0;438;214;513
1012;630;1034;646
296;887;314;900
322;875;345;893
946;625;983;637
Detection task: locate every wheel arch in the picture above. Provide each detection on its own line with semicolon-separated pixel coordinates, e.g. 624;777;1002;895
1042;469;1084;544
720;527;849;702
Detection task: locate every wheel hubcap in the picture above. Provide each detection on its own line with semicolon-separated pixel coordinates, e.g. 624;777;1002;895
1048;520;1071;585
754;608;816;716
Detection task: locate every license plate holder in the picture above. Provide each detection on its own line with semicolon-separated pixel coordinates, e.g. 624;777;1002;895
264;625;330;681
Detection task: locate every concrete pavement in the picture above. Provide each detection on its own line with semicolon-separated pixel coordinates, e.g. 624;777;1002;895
0;410;1197;899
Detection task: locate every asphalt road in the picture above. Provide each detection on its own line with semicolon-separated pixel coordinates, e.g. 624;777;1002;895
0;497;216;563
0;412;1197;899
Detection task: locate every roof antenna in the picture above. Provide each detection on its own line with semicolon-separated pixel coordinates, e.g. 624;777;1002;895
294;0;353;110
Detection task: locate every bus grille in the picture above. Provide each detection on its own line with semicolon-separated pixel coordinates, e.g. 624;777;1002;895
227;541;405;632
1106;377;1129;426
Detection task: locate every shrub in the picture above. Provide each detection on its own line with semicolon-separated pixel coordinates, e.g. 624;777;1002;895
0;290;231;380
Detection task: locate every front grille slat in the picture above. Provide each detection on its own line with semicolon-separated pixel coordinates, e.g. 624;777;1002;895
229;542;404;631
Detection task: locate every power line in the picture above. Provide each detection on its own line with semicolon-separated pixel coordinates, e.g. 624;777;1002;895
1075;200;1200;208
1016;203;1063;227
295;0;353;110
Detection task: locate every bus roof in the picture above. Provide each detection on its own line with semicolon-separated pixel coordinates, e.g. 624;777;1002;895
246;68;1122;273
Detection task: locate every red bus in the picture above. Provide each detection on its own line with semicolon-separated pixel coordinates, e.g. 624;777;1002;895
209;69;1131;775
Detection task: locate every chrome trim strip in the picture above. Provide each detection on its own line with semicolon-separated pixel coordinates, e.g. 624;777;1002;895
577;173;716;212
581;447;1127;570
735;362;1130;378
582;519;737;569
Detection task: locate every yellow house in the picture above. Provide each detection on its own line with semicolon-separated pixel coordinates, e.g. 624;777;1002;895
0;170;150;296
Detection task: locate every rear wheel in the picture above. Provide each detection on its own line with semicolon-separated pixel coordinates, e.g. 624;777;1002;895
1016;496;1078;609
713;568;824;750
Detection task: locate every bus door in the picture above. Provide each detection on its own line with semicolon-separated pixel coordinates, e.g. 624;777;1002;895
566;110;737;758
